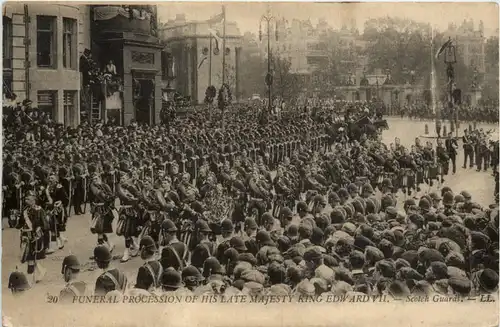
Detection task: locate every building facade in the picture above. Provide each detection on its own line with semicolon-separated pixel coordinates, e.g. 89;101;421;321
159;14;242;104
90;5;162;125
3;3;89;126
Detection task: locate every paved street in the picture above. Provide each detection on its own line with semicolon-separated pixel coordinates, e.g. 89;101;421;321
1;118;497;299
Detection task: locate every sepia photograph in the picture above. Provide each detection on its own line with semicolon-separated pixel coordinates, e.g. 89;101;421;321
1;1;499;326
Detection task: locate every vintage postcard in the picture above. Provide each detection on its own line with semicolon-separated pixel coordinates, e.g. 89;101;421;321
1;1;499;326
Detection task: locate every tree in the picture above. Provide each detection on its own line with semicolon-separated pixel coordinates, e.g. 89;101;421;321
312;30;345;88
238;53;266;99
269;54;303;102
362;17;434;84
238;32;267;99
216;64;237;98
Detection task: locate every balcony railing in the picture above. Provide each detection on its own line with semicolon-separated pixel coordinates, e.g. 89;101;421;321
93;5;156;36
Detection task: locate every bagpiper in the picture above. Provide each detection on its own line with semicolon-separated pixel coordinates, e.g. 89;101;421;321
17;194;47;284
44;173;69;251
89;170;116;252
116;171;141;262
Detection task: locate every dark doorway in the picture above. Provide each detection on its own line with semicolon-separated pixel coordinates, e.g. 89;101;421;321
133;72;155;125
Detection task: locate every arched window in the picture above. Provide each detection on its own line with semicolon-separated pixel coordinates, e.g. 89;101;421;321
3;16;13;98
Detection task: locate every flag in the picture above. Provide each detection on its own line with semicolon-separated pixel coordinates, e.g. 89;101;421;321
435;39;452;59
206;12;225;25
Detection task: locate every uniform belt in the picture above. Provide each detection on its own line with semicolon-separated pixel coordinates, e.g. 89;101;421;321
120;205;133;209
93;203;105;206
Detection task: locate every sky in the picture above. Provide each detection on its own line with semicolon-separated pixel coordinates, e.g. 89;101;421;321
157;2;499;37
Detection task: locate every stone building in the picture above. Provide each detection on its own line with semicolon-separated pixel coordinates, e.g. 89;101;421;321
90;5;162;125
3;3;89;126
158;14;242;104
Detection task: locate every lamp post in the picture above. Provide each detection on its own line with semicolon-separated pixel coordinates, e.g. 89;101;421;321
260;6;279;121
443;37;458;137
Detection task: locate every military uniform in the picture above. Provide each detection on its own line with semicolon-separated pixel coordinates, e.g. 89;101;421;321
190;221;216;270
136;236;163;290
94;245;128;296
160;219;188;271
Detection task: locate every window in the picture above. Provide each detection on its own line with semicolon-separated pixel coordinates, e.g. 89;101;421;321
37;16;56;68
63;90;77;126
3;16;12;69
3;16;13;99
63;18;76;69
37;91;57;119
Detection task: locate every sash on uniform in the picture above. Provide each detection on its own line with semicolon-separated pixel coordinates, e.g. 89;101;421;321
104;271;126;293
144;262;163;288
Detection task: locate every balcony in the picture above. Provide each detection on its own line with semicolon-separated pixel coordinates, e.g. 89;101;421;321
92;5;157;37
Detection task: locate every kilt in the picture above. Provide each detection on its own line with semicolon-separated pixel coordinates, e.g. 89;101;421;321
428;165;440;180
90;204;114;234
49;206;67;233
20;230;46;263
116;206;140;238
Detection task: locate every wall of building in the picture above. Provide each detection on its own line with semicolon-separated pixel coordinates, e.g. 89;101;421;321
195;37;239;103
122;44;162;125
5;3;85;126
160;18;242;104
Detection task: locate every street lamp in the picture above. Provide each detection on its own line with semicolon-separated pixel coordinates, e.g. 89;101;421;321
443;37;458;136
259;6;279;122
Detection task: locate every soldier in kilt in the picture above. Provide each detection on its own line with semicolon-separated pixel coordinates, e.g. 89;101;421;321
72;162;87;215
139;180;169;248
3;171;22;228
17;195;47;284
89;172;116;252
116;172;141;262
45;173;69;251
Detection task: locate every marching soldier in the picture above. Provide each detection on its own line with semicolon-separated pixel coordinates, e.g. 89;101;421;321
72;162;86;215
436;139;449;180
89;171;116;252
17;194;47;284
445;132;458;174
58;166;73;219
45;174;69;250
101;161;116;193
116;172;141;262
3;171;21;228
462;129;474;169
